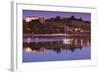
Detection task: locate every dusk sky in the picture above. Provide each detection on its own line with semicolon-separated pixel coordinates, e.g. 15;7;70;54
23;10;91;21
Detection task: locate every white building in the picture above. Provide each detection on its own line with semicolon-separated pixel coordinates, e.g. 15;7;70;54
25;16;45;23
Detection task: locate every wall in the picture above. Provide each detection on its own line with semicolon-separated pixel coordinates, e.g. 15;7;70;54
0;0;100;73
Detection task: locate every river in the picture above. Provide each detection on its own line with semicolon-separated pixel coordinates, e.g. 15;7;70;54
23;37;91;62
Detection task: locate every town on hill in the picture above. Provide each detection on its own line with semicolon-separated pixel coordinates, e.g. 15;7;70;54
23;16;90;36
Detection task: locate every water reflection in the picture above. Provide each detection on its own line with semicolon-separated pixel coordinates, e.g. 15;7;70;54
23;37;90;53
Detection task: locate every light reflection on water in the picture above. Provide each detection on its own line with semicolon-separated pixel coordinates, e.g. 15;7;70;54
23;37;91;62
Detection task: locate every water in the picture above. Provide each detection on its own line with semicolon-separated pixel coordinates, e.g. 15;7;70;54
23;37;91;62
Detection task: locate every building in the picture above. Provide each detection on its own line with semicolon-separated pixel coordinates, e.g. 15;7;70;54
25;16;45;23
66;17;90;33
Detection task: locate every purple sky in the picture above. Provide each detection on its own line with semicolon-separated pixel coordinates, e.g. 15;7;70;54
23;10;91;21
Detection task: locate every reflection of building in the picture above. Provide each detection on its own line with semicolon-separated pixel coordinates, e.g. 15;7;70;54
25;16;45;23
25;47;45;53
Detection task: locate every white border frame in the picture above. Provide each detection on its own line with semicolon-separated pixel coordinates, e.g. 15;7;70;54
11;1;97;71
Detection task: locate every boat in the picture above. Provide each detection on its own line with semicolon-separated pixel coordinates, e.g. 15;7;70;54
63;38;73;44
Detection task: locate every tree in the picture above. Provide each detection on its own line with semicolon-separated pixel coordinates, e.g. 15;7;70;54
28;19;41;34
79;17;83;21
23;20;31;33
70;15;75;20
54;16;61;22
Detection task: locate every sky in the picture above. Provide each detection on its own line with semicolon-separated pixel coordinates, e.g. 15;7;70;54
23;10;91;21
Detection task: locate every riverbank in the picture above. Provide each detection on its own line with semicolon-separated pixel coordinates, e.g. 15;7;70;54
23;33;90;38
